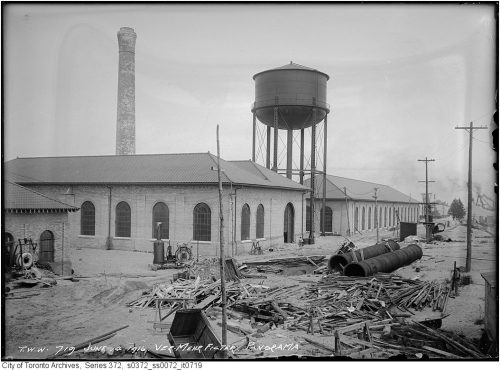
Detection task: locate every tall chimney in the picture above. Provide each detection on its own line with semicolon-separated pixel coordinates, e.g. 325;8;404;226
116;27;137;155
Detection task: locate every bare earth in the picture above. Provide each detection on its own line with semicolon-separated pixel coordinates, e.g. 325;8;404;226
3;221;496;360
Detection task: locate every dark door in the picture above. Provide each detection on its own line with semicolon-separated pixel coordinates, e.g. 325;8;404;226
4;233;15;267
39;230;55;262
283;203;294;243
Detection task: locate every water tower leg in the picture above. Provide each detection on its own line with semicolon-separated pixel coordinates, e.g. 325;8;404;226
252;112;256;162
266;126;271;169
286;129;293;179
309;110;317;244
300;128;305;185
322;115;328;236
273;106;278;172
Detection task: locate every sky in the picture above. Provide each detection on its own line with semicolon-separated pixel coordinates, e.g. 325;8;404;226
3;3;497;205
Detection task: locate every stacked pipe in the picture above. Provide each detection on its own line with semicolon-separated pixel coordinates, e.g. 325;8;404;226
328;240;400;272
344;244;423;277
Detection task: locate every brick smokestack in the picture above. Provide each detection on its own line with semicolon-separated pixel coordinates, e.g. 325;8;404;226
116;27;137;155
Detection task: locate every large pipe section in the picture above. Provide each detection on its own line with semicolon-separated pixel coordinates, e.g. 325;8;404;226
328;240;400;272
344;244;423;277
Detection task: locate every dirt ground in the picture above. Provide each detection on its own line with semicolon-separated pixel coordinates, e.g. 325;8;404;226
3;219;497;360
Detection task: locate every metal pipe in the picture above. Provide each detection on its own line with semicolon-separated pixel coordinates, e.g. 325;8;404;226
300;128;305;184
286;129;293;179
266;126;271;169
106;185;113;250
344;244;423;277
273;105;278;172
252;112;256;162
328;240;400;272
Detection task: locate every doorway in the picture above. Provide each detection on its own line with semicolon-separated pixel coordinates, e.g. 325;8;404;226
283;203;295;243
39;230;55;262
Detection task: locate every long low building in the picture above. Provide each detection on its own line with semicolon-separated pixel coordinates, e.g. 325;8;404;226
305;174;420;236
5;153;308;256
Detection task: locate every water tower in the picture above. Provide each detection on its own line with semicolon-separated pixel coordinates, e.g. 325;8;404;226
251;62;330;244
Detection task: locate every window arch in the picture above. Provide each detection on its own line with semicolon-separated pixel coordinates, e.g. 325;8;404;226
368;207;372;229
362;207;366;230
81;201;95;236
256;204;264;239
193;203;211;241
39;230;55;262
320;206;333;233
241;204;251;240
152;202;169;239
354;207;359;231
115;201;131;237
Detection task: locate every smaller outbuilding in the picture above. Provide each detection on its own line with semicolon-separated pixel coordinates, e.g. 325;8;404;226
305;174;420;236
3;181;79;272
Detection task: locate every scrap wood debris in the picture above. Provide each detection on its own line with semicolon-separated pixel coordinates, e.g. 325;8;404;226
126;258;489;359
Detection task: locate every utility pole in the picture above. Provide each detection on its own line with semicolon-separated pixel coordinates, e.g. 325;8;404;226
216;125;227;357
373;188;379;243
418;157;435;243
455;122;488;272
344;187;350;236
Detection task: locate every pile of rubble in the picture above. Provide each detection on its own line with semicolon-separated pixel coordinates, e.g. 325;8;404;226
126;257;488;359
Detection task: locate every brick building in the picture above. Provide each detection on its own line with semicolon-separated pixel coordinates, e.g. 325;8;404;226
305;174;420;236
5;153;308;256
3;181;79;268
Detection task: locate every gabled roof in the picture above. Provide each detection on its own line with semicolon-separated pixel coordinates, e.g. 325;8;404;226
304;174;419;203
3;181;79;213
4;153;308;191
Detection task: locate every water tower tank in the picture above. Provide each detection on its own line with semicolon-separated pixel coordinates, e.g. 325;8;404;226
252;62;330;130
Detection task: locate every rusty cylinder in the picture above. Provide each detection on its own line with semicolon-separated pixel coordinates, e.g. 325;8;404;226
343;244;423;277
328;240;400;272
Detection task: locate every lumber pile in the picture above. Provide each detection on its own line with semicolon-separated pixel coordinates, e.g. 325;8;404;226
308;273;451;313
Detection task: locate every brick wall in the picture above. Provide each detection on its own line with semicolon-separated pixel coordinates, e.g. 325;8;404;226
4;212;71;264
26;184;306;257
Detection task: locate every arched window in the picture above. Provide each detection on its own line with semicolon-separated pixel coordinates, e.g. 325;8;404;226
320;206;333;233
354;207;359;231
80;201;95;236
362;207;366;230
284;203;295;243
368;207;372;229
241;204;251;240
193;203;211;241
39;230;55;262
256;204;264;239
115;201;131;237
306;205;311;231
152;202;169;239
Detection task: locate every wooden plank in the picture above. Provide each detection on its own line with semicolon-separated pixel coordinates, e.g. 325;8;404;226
421;346;462;359
336;320;372;334
194;294;219;309
302;337;334;353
